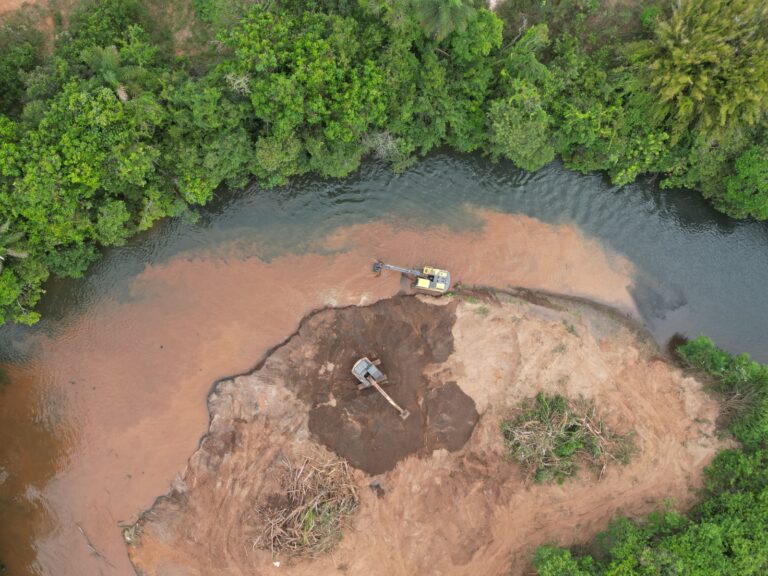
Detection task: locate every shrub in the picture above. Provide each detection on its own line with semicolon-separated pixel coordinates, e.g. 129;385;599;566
639;5;660;31
677;336;768;448
502;393;633;484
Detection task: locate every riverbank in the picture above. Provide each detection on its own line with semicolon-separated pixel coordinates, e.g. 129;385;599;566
0;210;639;576
127;291;722;575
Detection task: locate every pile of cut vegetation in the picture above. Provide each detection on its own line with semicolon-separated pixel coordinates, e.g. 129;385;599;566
502;393;634;484
254;454;359;557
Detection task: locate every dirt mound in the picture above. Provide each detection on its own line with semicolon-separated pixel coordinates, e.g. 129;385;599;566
127;294;722;576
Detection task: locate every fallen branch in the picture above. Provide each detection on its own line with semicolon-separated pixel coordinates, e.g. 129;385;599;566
253;453;358;557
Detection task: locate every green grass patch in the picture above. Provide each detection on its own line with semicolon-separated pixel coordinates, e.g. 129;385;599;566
563;320;579;336
502;393;634;484
475;305;489;317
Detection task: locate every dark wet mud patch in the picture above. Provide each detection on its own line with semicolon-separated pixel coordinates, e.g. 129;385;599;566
284;297;478;475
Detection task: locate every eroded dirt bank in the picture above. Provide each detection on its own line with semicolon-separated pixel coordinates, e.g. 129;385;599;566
128;293;722;576
0;0;30;14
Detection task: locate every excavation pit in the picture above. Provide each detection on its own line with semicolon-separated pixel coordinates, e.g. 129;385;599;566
284;296;479;474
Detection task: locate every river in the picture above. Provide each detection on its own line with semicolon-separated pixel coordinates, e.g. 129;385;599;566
1;154;766;576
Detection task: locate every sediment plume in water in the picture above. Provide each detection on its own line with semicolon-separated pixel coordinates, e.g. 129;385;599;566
0;211;636;576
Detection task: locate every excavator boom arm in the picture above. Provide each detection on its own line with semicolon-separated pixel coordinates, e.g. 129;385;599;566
373;261;422;277
367;376;410;420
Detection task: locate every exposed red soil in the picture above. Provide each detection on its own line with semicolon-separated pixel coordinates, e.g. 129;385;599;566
0;0;29;13
0;212;638;576
127;293;722;576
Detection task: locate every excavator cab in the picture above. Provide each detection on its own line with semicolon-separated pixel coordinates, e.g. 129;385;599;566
351;357;409;420
351;357;387;390
417;266;450;293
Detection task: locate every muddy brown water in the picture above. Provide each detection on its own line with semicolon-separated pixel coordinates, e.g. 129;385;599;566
1;154;768;576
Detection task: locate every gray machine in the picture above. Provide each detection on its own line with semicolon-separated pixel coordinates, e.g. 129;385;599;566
351;357;410;420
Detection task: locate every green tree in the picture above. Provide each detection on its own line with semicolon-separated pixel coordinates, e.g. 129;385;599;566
677;336;768;448
0;17;44;114
0;220;29;272
80;45;131;100
442;9;503;152
631;0;768;142
0;115;20;179
59;0;159;62
717;145;768;220
488;79;554;171
79;25;158;101
377;38;449;159
10;82;165;266
534;546;594;576
161;75;253;202
219;6;386;183
411;0;476;42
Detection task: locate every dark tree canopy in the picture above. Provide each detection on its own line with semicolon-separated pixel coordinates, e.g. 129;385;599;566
0;0;766;326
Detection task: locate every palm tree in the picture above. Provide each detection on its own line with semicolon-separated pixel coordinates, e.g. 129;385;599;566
80;45;145;102
412;0;476;42
0;220;29;274
632;0;768;141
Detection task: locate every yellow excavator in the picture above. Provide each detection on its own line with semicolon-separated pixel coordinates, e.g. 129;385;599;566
373;261;451;294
